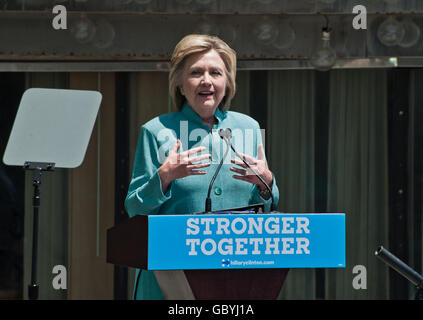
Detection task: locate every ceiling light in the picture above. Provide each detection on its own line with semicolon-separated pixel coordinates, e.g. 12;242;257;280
377;16;405;47
310;17;337;71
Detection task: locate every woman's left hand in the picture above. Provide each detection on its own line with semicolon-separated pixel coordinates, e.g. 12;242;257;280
230;144;273;190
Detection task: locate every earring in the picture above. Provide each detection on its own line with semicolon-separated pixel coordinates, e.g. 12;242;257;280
180;87;185;96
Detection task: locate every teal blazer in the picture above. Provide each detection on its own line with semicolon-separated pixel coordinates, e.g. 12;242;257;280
125;102;279;299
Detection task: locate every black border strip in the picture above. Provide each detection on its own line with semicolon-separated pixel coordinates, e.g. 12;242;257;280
387;69;410;299
114;72;130;300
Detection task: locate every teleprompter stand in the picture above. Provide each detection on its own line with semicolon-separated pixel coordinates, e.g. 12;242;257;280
25;162;55;300
2;88;102;299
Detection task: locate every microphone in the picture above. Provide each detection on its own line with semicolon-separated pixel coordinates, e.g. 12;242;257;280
204;129;231;213
220;128;276;212
218;128;232;140
375;246;423;290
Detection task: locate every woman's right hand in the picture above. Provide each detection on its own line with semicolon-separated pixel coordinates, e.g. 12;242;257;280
158;139;211;193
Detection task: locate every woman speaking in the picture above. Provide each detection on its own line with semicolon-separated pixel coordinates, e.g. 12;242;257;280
125;34;280;300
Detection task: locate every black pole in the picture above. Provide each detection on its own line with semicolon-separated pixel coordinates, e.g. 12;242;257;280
28;169;41;300
23;161;55;300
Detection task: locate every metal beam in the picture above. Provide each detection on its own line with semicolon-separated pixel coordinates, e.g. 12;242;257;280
0;10;421;62
0;57;401;72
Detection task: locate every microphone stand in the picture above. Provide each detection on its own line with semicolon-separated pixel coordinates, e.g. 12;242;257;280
375;246;423;300
220;128;276;212
205;134;231;213
204;128;276;213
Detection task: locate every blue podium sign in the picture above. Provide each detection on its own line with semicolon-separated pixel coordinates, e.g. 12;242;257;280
146;213;345;270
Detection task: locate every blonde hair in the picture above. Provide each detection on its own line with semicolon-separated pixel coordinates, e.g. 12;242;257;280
169;34;237;110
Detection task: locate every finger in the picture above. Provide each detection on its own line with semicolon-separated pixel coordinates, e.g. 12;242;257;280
235;151;256;163
231;166;258;177
170;139;181;154
185;146;207;156
230;167;247;176
188;153;212;163
187;163;211;170
230;158;248;168
189;170;208;175
232;174;253;183
257;144;265;161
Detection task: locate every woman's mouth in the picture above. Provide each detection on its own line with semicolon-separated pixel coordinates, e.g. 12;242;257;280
198;91;214;97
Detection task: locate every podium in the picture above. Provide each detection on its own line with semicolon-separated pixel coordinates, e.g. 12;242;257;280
107;213;345;300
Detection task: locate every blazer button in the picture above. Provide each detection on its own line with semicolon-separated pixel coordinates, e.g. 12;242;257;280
214;187;222;196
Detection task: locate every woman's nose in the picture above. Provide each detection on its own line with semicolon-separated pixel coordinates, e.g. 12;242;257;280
201;72;212;85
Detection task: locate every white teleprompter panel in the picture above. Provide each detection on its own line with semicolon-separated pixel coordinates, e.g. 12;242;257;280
3;88;102;168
